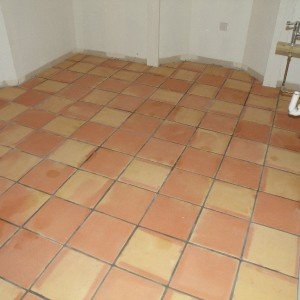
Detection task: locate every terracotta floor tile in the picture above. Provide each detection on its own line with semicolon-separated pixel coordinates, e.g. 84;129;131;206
82;148;131;179
178;94;211;110
205;180;256;219
181;61;206;72
0;87;25;100
14;90;50;106
72;121;114;145
177;147;222;177
32;248;109;299
266;146;300;173
68;62;95;73
168;106;204;126
69;212;134;262
38;68;59;79
150;89;183;105
94;267;165;300
0;230;60;288
0;103;28;121
20;159;75;194
56;170;112;208
49;139;96;168
197;74;225;87
14;109;55;129
0;124;32;147
244;224;299;276
92;107;130;127
170;244;238;300
108;94;144;112
164;289;198;300
172;69;199;82
25;197;89;243
233;262;297;300
191;209;248;257
103;128;148;155
74;74;105;88
0;178;14;195
189;128;230;154
226;137;267;164
37;95;72;113
117;228;184;284
155;121;195;144
135;73;166;87
102;59;129;69
61;101;101;120
253;192;300;235
277;99;290;113
148;66;175;77
160;169;212;205
204;65;231;77
270;127;300;152
83;89;117;105
274;113;300;132
209;100;243;117
251;84;279;98
0;184;49;225
235;120;271;143
241;107;274;126
89;66;117;77
160;78;192;93
200;112;237;135
0;145;10;157
230;70;253;82
34;80;67;93
120;159;170;192
260;167;300;201
20;77;45;89
82;55;106;65
96;182;154;223
125;62;150;72
246;94;277;110
224;79;251;92
122;83;156;98
216;87;248;105
138;138;184;166
23;292;43;300
55;59;76;69
141;195;199;239
57;83;92;101
0;278;25;299
137;99;174;119
50;70;82;83
189;83;218;99
69;53;86;62
0;220;18;247
0;150;40;181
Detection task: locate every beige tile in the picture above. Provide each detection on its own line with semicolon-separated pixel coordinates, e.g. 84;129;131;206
0;278;25;299
117;228;184;284
168;107;204;126
68;62;95;73
230;70;253;82
205;181;256;219
189;84;218;99
164;289;198;300
34;80;67;93
89;66;117;77
112;70;142;82
172;69;198;82
247;94;277;110
233;262;298;300
0;145;10;157
210;100;243;117
148;66;174;77
92;107;130;127
0;87;25;100
82;89;117;105
37;96;73;113
0;124;32;147
150;89;183;105
242;107;273;125
0;103;27;121
49;140;95;167
224;79;251;92
244;224;299;276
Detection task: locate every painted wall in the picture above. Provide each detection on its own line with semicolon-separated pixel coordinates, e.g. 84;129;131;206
0;0;76;81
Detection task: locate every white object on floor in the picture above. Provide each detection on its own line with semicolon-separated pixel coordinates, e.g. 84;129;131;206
289;91;300;116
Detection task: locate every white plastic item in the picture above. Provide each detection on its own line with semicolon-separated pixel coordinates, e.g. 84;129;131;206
289;91;300;116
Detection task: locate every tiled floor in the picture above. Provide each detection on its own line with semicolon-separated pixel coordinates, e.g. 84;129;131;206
0;54;299;300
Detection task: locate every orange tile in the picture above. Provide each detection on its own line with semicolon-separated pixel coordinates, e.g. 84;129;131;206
89;66;117;77
148;66;175;77
69;212;134;262
172;69;199;82
209;100;243;117
82;55;107;65
204;65;231;77
216;87;248;105
274;113;300;132
253;192;300;235
251;84;279;98
150;89;183;105
137;100;174;119
0;178;13;196
170;244;238;300
96;182;154;223
160;78;192;93
102;59;129;69
0;220;18;247
161;169;212;205
14;90;50;107
135;73;166;87
38;68;60;79
20;77;45;89
155;121;195;144
197;74;225;87
94;268;165;300
164;289;198;300
25;197;89;243
108;94;144;112
82;148;131;179
92;107;130;127
223;79;251;93
179;94;211;110
125;62;150;72
141;195;199;239
20;160;75;194
50;70;82;83
138;138;184;166
123;84;156;98
189;83;218;99
241;107;274;126
191;209;248;257
181;61;206;72
74;74;105;88
57;83;92;101
0;230;60;288
22;293;43;300
230;70;253;82
0;87;26;100
61;101;101;120
97;78;130;92
270;127;300;152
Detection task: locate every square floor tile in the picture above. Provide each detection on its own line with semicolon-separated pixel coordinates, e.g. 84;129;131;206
246;94;277;111
0;278;25;299
20;77;45;89
181;61;206;72
205;180;256;219
122;83;156;98
82;148;131;179
253;192;300;235
102;59;129;69
270;127;300;152
135;73;165;87
164;289;197;300
56;170;113;208
224;79;251;92
233;262;297;300
244;224;299;277
191;209;248;257
43;116;84;137
160;78;192;93
17;131;63;157
37;96;72;113
83;89;117;105
204;65;231;77
0;103;28;121
120;159;170;192
209;100;243;117
170;244;238;300
61;101;101;120
168;107;204;126
117;228;184;284
69;212;134;262
150;89;183;105
0;87;25;100
94;267;165;300
25;197;89;243
260;167;299;201
0;124;32;147
141;195;199;240
14;90;50;107
49;139;96;168
189;84;218;99
251;84;279;98
38;68;60;79
125;62;150;72
160;169;212;205
20;160;75;194
103;129;149;155
155;121;195;145
148;66;174;77
136;100;174;119
96;182;154;224
0;220;18;247
97;78;130;92
137;138;184;166
0;184;49;225
197;74;225;87
92;107;130;127
0;178;13;195
172;69;199;82
217;157;262;189
274;112;300;132
216;87;249;105
189;128;230;154
230;70;253;82
34;80;67;93
0;145;10;157
74;74;105;88
108;94;144;112
50;70;82;83
241;107;273;126
177;147;222;177
179;94;211;111
89;66;117;77
0;230;60;288
0;150;40;181
58;83;94;101
68;62;95;73
32;248;109;300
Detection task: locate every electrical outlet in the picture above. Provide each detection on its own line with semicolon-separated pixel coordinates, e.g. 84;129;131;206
219;22;228;31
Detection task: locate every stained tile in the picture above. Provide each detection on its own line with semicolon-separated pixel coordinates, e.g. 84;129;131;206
61;101;101;120
150;89;183;105
92;107;130;127
0;124;32;147
14;109;55;129
168;107;204;126
14;90;50;106
137;100;174;119
37;95;72;113
82;89;117;105
0;220;18;247
0;103;28;121
56;170;112;208
189;84;218;99
0;278;25;299
117;228;184;284
34;80;67;93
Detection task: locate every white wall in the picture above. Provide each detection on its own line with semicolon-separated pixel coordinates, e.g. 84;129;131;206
0;0;76;81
